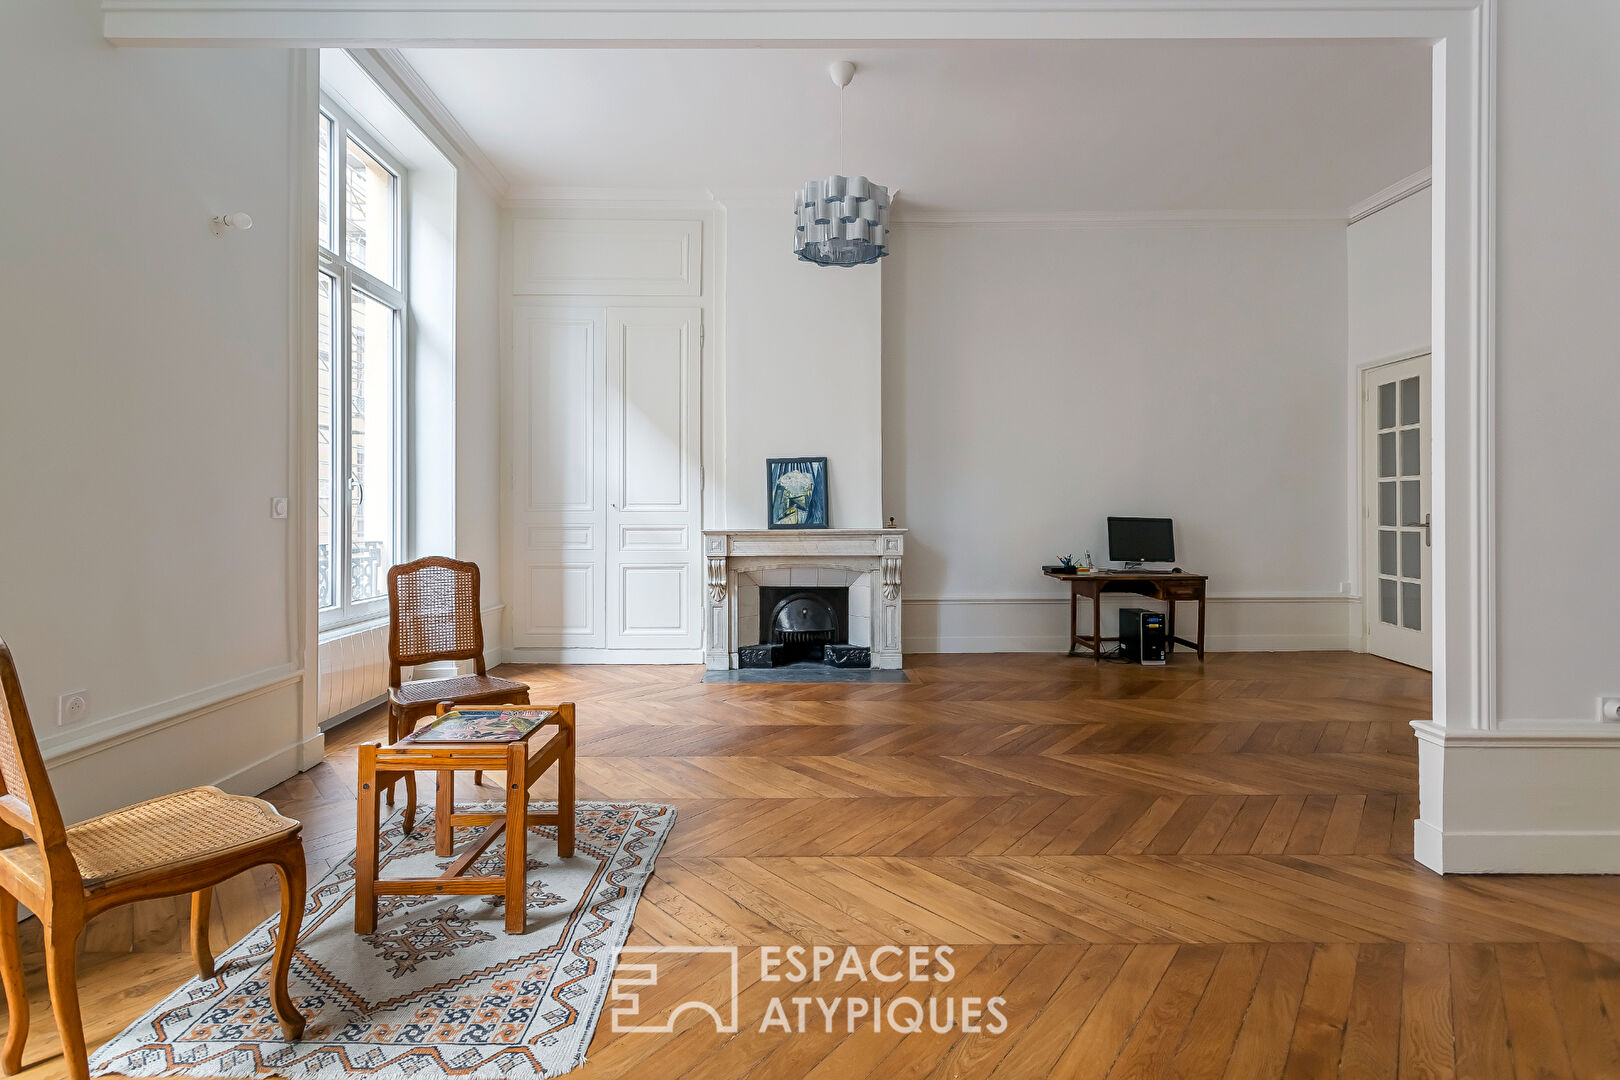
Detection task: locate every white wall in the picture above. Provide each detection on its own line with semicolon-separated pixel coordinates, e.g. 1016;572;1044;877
1348;190;1431;368
456;178;503;620
1495;0;1620;725
0;0;307;820
884;221;1354;651
1415;0;1620;873
722;205;884;530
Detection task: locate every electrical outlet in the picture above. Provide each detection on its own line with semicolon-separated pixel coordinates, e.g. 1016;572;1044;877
57;689;90;727
1599;697;1620;723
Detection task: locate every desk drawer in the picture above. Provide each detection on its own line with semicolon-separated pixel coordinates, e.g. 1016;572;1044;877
1162;582;1203;601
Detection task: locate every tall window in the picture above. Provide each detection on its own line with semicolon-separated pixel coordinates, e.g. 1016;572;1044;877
318;99;406;628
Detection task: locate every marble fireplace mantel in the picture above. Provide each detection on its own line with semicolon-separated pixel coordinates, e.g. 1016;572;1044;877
703;529;905;670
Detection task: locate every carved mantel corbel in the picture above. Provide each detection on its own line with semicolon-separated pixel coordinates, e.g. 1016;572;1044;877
707;556;728;604
881;555;902;601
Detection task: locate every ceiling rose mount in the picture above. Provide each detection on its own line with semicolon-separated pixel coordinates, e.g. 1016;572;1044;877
794;60;891;268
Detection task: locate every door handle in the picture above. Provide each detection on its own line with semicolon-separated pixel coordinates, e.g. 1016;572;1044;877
1421;513;1431;547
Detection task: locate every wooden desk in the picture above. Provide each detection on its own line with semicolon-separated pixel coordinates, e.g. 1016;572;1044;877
1044;570;1208;662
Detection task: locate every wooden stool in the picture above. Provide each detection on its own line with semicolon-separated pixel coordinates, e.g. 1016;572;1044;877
355;702;575;935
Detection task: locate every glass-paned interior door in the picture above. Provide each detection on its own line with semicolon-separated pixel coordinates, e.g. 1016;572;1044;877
1363;354;1432;670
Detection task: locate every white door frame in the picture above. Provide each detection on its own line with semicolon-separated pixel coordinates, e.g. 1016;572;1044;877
140;1;1496;875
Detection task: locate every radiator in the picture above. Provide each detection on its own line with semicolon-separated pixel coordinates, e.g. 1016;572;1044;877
317;622;390;723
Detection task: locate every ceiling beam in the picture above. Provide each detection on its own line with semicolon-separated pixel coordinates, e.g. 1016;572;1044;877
103;1;1471;48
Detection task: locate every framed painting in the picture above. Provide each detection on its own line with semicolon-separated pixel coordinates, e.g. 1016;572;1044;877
766;457;829;529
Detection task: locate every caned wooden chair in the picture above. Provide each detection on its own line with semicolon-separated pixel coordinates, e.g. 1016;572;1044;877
386;557;529;819
0;637;306;1080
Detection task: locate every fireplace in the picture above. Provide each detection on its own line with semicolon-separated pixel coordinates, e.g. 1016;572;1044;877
703;529;906;670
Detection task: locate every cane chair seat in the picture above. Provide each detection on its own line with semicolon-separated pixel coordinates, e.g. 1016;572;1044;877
0;786;298;892
388;674;528;709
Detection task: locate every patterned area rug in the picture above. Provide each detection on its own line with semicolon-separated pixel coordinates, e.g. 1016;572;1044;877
90;801;675;1080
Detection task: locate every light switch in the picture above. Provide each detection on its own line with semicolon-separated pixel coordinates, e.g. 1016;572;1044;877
271;497;289;519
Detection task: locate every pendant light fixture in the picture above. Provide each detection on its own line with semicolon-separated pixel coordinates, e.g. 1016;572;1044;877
794;60;891;267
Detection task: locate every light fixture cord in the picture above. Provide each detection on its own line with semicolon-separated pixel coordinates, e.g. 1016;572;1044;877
839;82;846;175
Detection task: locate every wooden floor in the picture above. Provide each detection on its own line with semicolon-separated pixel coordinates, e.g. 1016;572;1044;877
9;652;1620;1077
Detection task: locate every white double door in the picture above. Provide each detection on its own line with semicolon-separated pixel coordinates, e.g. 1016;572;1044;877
510;303;702;653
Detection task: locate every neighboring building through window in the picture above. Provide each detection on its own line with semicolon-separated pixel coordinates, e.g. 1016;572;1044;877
318;97;406;628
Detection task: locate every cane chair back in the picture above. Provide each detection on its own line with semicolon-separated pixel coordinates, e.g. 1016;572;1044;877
387;557;488;687
0;640;73;875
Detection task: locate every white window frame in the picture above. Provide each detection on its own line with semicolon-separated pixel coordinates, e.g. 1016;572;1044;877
318;93;409;631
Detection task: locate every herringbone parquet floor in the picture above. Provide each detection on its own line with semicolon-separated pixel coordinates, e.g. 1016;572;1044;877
9;652;1620;1078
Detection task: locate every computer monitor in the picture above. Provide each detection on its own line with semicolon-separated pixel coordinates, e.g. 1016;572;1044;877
1108;517;1175;565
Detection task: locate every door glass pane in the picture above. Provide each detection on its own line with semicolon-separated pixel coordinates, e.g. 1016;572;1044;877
1399;376;1420;425
348;289;395;603
1399;428;1419;477
318;114;333;251
1379;530;1397;576
1380;578;1398;626
1378;432;1396;478
1379;482;1397;526
1401;530;1421;580
345;139;395;284
1401;480;1422;526
317;272;337;611
1378;383;1396;429
1401;581;1422;630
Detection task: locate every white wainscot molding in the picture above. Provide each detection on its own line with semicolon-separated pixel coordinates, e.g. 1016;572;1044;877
704;529;905;670
1413;722;1620;874
903;593;1360;654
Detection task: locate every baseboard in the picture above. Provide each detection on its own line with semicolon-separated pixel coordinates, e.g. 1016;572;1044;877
214;731;324;799
505;647;705;665
1416;824;1620;874
1415;724;1620;873
903;593;1357;654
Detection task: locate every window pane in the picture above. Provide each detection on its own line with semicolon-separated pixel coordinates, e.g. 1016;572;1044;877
345;139;395;284
318;113;333;250
1378;432;1396;478
1380;578;1398;626
1401;480;1422;526
1379;530;1397;577
1399;428;1420;477
1401;530;1422;580
317;273;338;610
1379;481;1397;527
1401;581;1422;630
348;290;395;603
1400;376;1420;426
1378;383;1396;429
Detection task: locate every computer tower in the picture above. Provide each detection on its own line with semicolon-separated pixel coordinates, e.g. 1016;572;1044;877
1119;608;1167;665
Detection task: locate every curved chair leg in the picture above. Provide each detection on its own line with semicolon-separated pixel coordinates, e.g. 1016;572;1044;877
42;918;88;1080
268;845;308;1042
0;891;28;1074
191;889;215;979
472;770;484;787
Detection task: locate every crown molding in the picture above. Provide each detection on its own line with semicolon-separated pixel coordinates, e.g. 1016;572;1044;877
1347;166;1432;224
891;207;1346;229
358;48;509;198
503;186;720;209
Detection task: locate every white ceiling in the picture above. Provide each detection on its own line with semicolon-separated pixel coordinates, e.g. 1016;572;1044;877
401;41;1430;213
